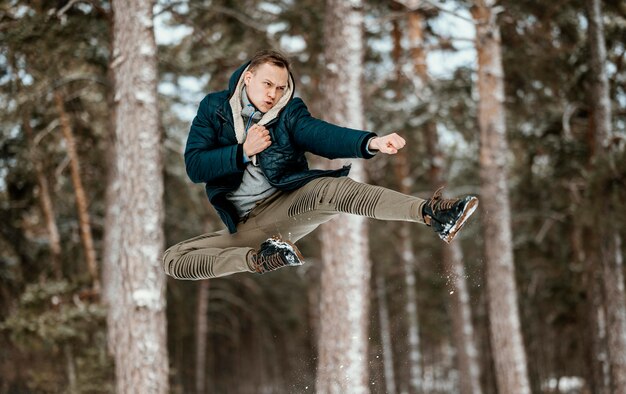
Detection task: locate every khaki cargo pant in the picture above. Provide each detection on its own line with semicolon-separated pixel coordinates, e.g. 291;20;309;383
162;176;426;279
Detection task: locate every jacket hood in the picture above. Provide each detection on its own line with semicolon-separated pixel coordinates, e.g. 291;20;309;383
228;62;251;94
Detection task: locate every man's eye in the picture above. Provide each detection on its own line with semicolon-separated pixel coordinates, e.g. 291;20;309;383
264;82;271;86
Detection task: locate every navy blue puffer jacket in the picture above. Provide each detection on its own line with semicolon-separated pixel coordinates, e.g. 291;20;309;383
184;62;377;233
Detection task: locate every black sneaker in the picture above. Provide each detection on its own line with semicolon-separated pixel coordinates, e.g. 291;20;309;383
423;187;479;244
250;236;305;274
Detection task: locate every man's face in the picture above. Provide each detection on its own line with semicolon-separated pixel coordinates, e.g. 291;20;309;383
244;63;289;113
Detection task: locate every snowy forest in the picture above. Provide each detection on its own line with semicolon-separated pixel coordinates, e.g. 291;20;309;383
1;0;625;392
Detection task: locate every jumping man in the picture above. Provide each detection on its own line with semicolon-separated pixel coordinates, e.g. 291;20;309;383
163;50;478;279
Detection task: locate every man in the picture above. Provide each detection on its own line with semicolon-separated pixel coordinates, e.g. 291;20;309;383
163;50;478;279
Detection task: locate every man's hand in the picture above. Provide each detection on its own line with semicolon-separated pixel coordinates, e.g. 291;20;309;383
369;133;406;154
243;124;272;157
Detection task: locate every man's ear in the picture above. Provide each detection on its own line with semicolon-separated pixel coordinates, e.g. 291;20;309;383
243;71;253;86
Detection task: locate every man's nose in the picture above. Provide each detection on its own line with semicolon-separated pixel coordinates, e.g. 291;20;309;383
268;88;276;99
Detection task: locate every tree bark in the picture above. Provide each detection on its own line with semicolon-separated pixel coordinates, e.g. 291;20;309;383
108;0;169;392
585;0;611;154
586;0;626;391
316;0;371;392
102;7;120;357
577;225;610;394
196;281;210;394
22;112;63;279
471;1;531;393
54;91;100;292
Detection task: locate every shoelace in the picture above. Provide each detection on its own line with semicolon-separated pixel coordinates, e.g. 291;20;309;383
255;253;286;273
428;186;459;212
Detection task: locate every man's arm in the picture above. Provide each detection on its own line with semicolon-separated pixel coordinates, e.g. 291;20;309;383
288;98;377;159
184;96;245;184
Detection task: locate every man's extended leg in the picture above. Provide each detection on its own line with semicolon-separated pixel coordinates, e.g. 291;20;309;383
253;177;427;243
253;176;476;244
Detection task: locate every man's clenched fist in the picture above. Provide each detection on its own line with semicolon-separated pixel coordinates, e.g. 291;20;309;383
369;133;406;154
243;124;272;157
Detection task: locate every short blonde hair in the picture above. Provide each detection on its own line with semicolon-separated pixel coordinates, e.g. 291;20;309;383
248;50;291;73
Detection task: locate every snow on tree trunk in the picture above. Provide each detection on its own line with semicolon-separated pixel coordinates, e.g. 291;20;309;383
586;0;626;391
471;2;531;393
54;91;100;292
316;0;371;392
407;8;482;393
107;0;169;392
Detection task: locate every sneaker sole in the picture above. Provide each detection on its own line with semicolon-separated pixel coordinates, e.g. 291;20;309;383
442;197;479;244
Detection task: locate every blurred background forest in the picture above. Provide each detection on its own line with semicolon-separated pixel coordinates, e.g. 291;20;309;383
1;0;625;393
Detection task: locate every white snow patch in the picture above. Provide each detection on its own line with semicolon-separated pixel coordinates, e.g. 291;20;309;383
258;1;281;15
541;376;585;392
280;35;307;53
132;288;163;310
135;90;156;104
267;22;288;36
158;81;176;95
140;44;155;57
0;167;7;192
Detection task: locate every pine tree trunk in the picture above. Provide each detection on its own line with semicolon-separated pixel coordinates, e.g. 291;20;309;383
316;0;371;391
577;225;610;393
471;2;531;393
64;344;77;393
108;0;169;392
601;233;626;392
392;14;424;392
586;0;626;391
102;9;120;357
393;150;424;393
407;8;482;393
54;91;100;292
22;113;63;279
585;0;611;154
376;271;397;394
196;281;210;394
